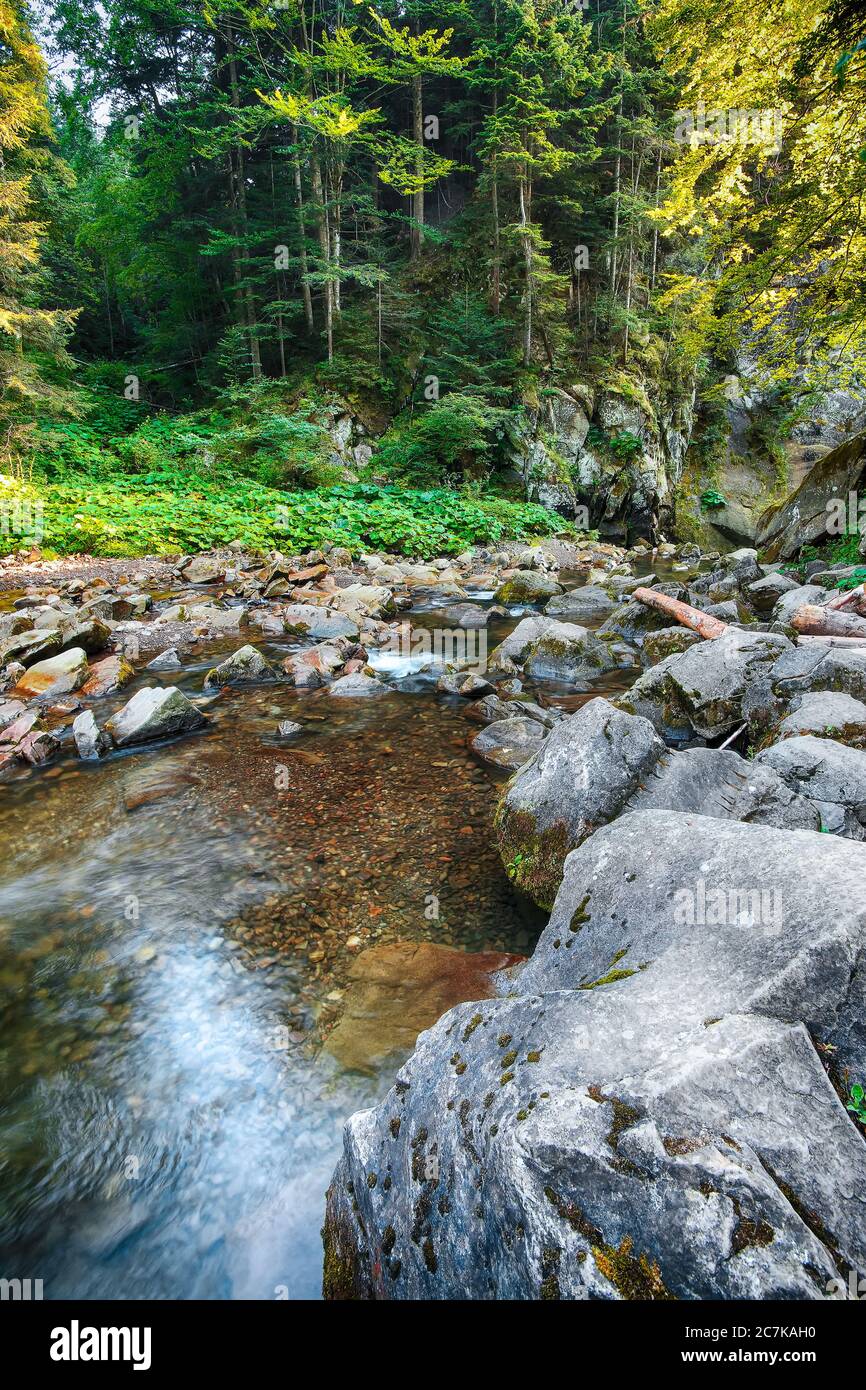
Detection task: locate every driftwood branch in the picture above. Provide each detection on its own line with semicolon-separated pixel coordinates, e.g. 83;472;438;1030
631;588;729;639
824;583;865;612
790;604;866;638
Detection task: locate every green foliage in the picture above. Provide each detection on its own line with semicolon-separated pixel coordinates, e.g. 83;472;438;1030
371;392;521;486
700;487;727;511
847;1084;866;1128
0;470;568;560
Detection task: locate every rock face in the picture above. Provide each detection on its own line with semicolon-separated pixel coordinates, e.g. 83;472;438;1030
106;686;209;746
324;943;525;1075
756;431;866;560
495;698;816;906
756;735;866;837
324;811;866;1301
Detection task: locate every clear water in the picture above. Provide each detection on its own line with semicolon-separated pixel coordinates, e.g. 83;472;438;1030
0;579;648;1300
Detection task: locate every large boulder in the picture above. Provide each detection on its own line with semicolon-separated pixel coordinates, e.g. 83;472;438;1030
544;587;616;623
496;698;816;906
776;691;866;746
106;686;209;747
620;629;792;741
522;621;617;684
283;604;360;641
756;430;866;561
324;812;866;1300
756;734;866;837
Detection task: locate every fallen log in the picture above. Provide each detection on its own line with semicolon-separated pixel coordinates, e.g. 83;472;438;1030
824;583;864;612
796;634;866;648
790;604;866;638
631;587;729;639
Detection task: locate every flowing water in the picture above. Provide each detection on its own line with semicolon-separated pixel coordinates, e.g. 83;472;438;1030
0;578;655;1299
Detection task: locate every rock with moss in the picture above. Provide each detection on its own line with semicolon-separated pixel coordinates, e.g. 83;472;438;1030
776;691;866;747
522;621;618;684
325;811;866;1300
494;570;563;605
641;626;702;666
204;644;279;688
470;718;548;770
544;586;616;623
621;628;793;742
596;582;692;644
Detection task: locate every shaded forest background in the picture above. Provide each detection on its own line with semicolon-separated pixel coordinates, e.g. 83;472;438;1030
2;0;866;554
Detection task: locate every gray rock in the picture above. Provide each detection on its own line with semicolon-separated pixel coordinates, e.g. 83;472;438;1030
747;572;801;613
544;586;616;623
523;621;617;684
469;717;547;770
621;629;792;741
488;615;557;672
146;648;183;672
596;583;691;644
756;734;866;837
494;570;563;604
283;604;360;641
325;812;866;1301
443;603;489;629
641;627;701;666
496;697;816;906
777;691;866;744
181;555;226;584
203;644;278;688
72;709;111;760
328;673;387;698
106;686;209;747
772;584;828;625
277;720;303;739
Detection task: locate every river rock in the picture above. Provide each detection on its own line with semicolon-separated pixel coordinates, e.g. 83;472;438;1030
495;570;563;604
771;584;829;626
283;604;360;641
641;626;701;665
80;653;135;698
204;644;279;688
328;673;387;697
755;735;866;837
522;621;617;684
596;583;692;644
324;811;866;1300
106;685;209;746
544;587;616;623
146;648;182;671
72;709;111;760
496;697;816;906
470;717;547;770
746;572;801;613
0;698;27;731
11;647;90;700
181;555;226;584
620;629;792;741
324;942;525;1075
776;690;866;745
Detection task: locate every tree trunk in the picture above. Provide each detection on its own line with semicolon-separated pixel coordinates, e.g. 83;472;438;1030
291;129;315;334
410;74;424;260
